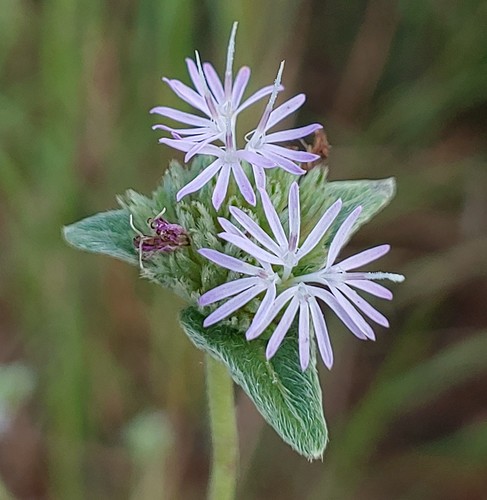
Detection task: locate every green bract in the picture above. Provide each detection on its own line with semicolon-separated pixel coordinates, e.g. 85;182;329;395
64;157;396;458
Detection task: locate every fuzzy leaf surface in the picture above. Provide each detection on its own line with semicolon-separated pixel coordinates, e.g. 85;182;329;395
63;209;137;265
322;177;396;242
180;307;328;460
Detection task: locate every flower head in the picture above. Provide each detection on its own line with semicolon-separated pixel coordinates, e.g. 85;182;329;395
151;22;276;160
244;62;323;183
151;25;324;209
198;182;404;370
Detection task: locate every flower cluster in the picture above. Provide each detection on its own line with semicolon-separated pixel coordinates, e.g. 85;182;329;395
197;183;404;370
148;23;404;370
151;22;322;209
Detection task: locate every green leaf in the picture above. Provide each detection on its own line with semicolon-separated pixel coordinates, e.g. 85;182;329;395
323;177;396;241
180;307;328;460
63;209;137;265
295;175;396;270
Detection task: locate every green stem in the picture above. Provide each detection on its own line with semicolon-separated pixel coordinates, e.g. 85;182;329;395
0;477;15;500
205;354;238;500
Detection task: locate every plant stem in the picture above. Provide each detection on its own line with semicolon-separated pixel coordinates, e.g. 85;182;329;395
205;354;238;500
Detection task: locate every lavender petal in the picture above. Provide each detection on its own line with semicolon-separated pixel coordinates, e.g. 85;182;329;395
246;287;295;340
163;77;209;114
266;296;300;360
203;62;225;102
203;283;267;327
297;199;342;259
288;182;301;252
185;58;206;96
346;280;393;300
266;94;306;131
198;248;262;275
329;286;376;340
308;286;369;340
150;106;211;127
218;232;282;265
229;206;281;254
160;138;222;156
250;282;277;334
326;206;363;268
259;148;306;175
265;124;323;143
231;162;256;206
259;188;288;248
231;66;251;108
199;276;258;306
184;136;222;163
264;143;320;162
212;165;232;210
252;165;266;190
217;217;246;238
309;296;334;369
237;84;282;113
338;244;391;271
158;138;194;153
152;124;209;135
336;283;390;327
298;301;311;371
238;149;275;168
176;159;223;201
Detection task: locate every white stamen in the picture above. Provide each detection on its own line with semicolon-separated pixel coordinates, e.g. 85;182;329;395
267;61;285;112
252;61;285;140
363;272;405;283
129;214;145;269
153;207;167;219
225;22;238;98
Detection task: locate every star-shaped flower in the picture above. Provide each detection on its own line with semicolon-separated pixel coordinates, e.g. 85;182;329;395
164;124;274;209
151;22;276;161
244;62;323;183
198;182;404;370
150;24;324;209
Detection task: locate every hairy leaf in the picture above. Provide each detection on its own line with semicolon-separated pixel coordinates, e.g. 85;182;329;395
323;177;396;241
180;307;328;460
63;209;137;265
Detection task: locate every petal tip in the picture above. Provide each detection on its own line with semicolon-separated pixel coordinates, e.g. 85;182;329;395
246;329;258;341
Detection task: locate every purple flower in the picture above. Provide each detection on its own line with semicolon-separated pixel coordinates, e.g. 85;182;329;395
151;22;276;162
163;129;274;210
216;183;342;278
150;23;325;208
198;182;404;370
244;62;323;182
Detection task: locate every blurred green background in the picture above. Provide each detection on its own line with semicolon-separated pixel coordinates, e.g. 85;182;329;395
1;0;487;498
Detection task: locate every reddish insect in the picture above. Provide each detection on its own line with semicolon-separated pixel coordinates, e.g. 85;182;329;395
130;208;189;268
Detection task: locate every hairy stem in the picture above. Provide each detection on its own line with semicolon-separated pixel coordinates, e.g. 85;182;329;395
206;354;239;500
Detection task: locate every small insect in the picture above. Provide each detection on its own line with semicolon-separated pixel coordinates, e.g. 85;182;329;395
129;208;189;269
285;129;330;171
302;129;330;170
